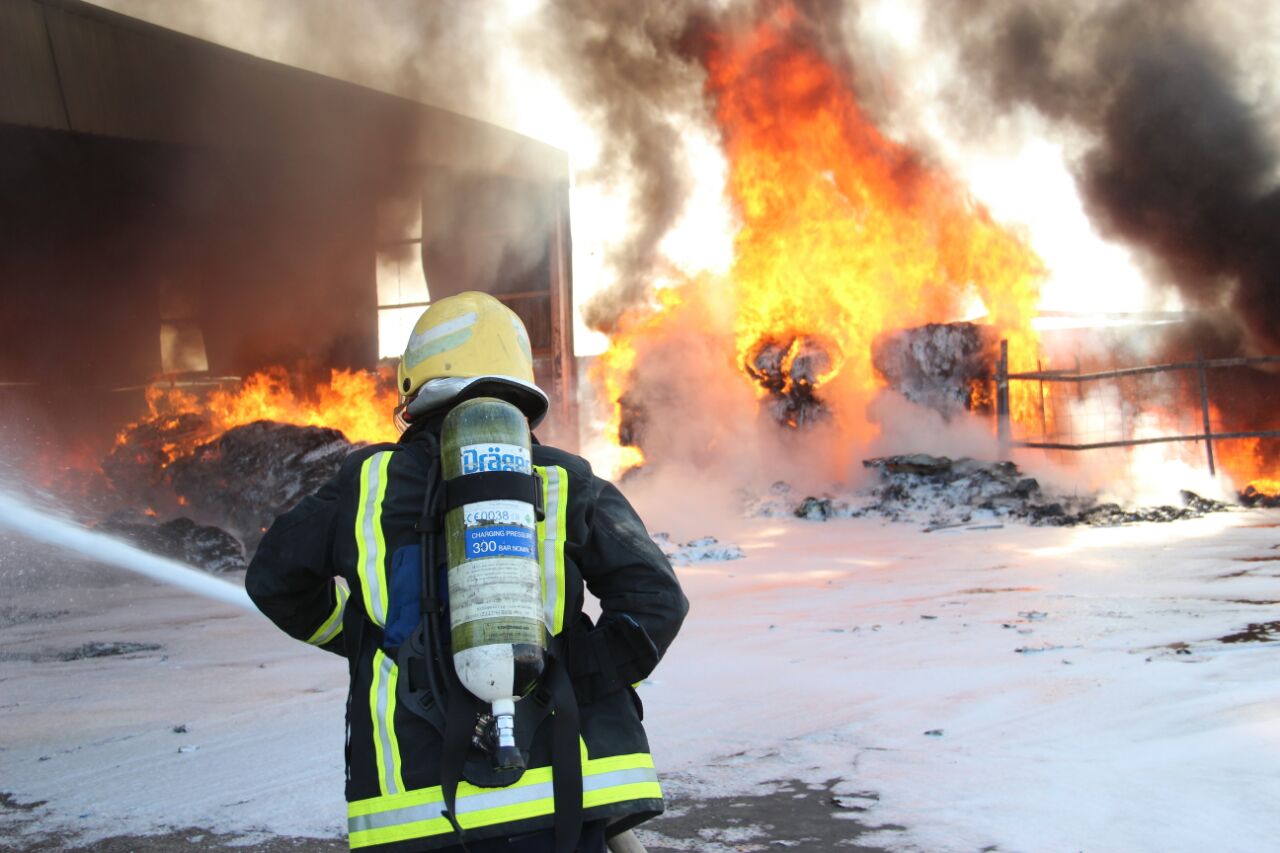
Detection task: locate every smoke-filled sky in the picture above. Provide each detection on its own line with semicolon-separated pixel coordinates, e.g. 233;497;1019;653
89;0;1280;357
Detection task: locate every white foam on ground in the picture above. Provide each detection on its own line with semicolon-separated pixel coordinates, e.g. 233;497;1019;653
3;500;1279;852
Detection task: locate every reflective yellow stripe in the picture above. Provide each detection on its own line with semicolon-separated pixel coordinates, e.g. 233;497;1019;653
535;465;568;636
305;581;348;645
348;753;660;849
355;451;394;626
369;650;404;796
535;466;551;630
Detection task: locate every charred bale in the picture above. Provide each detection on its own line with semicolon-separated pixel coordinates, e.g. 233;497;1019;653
617;390;649;452
872;323;997;419
744;339;790;396
745;336;832;428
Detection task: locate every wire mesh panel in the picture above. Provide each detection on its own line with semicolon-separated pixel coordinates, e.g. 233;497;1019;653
997;349;1280;491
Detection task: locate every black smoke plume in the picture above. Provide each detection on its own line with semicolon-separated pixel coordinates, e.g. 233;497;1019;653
530;0;869;332
528;1;712;333
938;0;1280;357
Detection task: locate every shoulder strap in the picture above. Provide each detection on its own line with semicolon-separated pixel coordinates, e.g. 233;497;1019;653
546;646;583;853
438;683;481;843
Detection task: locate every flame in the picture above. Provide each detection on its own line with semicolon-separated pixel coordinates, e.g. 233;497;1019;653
1127;404;1279;499
595;4;1045;458
592;287;688;471
204;367;399;443
709;6;1043;430
1214;434;1280;497
968;377;995;412
118;367;399;466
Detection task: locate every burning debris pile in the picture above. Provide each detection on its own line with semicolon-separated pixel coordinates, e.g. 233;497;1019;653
1239;485;1280;509
103;410;212;508
750;455;1235;531
100;421;355;567
82;368;398;571
166;422;352;551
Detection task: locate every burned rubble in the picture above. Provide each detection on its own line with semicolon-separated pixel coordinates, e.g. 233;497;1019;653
1238;485;1280;509
1218;620;1280;644
749;454;1235;530
56;641;164;661
0;641;165;664
650;532;745;564
97;515;245;573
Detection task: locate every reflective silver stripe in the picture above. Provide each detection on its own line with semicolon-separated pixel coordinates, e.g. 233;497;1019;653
406;311;477;351
403;312;477;369
348;766;659;834
358;451;392;626
372;651;401;795
350;797;445;835
539;466;561;632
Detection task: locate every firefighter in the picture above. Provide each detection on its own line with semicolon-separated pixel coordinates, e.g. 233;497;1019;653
246;291;688;853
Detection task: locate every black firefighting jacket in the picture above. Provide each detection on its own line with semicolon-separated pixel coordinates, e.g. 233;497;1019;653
246;427;688;852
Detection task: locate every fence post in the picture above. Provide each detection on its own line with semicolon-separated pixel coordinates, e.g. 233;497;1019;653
997;339;1011;453
1037;359;1047;438
1196;349;1216;477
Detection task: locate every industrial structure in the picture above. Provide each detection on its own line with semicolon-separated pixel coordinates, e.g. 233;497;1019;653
0;0;576;451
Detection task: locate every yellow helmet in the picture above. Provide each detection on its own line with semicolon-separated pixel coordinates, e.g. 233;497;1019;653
395;291;549;430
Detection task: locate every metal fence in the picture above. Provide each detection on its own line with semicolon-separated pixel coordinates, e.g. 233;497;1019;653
993;340;1280;476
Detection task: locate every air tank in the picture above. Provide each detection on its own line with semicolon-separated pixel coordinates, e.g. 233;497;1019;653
441;397;546;770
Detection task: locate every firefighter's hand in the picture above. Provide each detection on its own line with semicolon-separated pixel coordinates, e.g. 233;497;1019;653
568;614;658;705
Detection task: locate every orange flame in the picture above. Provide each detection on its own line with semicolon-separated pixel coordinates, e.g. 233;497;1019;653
592;287;689;471
1214;434;1280;497
709;6;1043;429
596;4;1045;457
119;367;399;465
204;367;399;444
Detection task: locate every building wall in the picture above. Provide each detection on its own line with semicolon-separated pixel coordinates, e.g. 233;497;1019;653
0;0;576;449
